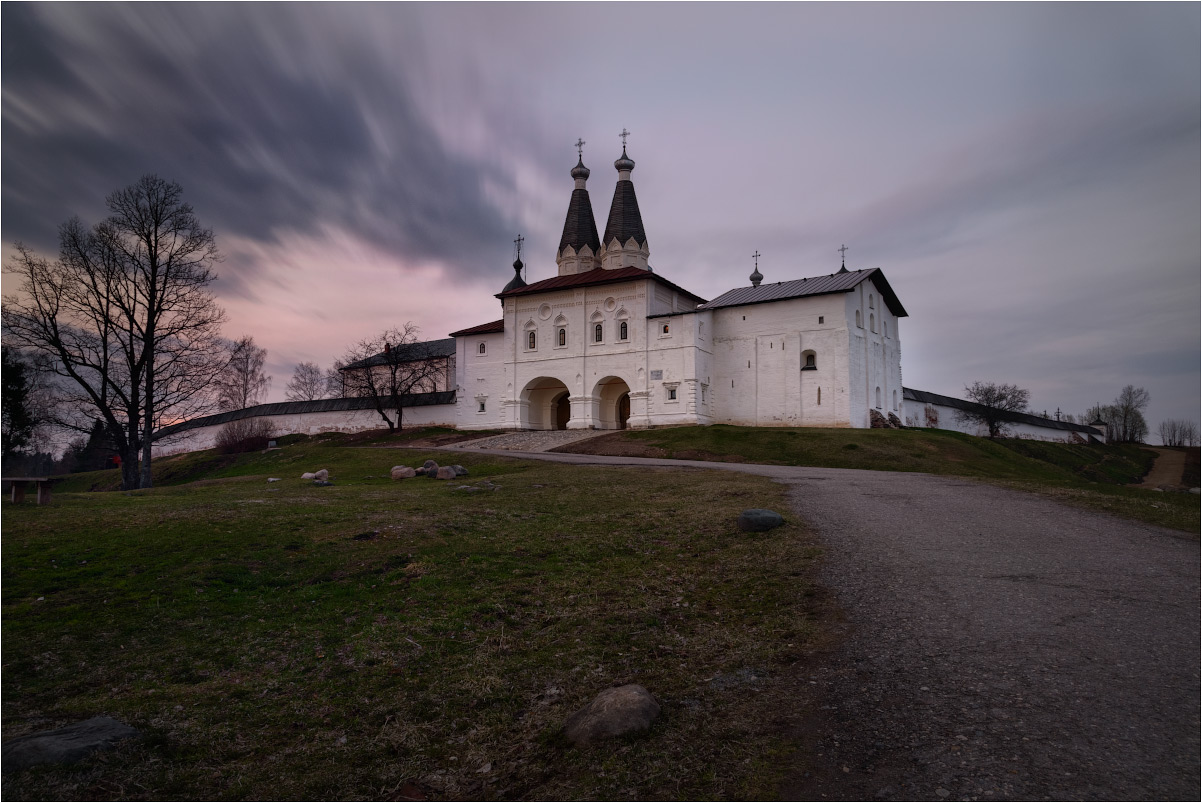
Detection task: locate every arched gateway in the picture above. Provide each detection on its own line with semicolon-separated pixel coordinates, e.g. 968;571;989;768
592;376;631;430
520;377;572;430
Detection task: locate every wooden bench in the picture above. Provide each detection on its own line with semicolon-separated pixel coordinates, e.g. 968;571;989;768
3;477;56;505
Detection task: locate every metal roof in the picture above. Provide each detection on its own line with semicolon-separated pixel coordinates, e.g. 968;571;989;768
558;187;602;255
602;178;647;248
497;265;706;304
340;338;456;371
449;319;505;337
153;391;457;440
903;387;1099;434
699;267;907;318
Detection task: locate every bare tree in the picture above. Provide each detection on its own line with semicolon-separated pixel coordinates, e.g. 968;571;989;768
214;335;270;411
337;324;447;431
324;362;346;398
3;175;225;489
284;361;328;401
1111;385;1150;443
956;381;1030;437
1158;419;1199;448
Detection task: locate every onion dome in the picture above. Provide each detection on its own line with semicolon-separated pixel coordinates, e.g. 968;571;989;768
750;265;763;287
614;146;635;173
570;157;591;181
502;257;527;293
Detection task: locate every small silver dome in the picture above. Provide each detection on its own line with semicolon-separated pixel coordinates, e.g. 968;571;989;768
570;158;591;181
614;146;635;173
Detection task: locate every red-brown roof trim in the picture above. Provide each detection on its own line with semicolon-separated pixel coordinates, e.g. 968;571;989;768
449;319;505;338
496;266;706;304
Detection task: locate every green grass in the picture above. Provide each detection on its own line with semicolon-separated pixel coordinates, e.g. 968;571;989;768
559;425;1198;533
2;436;824;800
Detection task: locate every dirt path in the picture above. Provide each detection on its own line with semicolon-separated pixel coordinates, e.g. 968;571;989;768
440;447;1201;799
1140;446;1188;488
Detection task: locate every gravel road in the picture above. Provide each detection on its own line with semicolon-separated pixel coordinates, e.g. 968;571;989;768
447;447;1200;799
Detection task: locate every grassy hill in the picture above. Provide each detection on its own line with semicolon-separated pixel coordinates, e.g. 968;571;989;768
3;434;826;800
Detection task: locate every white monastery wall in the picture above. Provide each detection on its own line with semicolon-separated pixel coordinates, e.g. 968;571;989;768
845;281;903;427
709;295;854;427
903;401;1100;443
456;331;508;430
153;403;457;457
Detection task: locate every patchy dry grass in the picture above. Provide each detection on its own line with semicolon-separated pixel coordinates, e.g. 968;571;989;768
2;441;825;800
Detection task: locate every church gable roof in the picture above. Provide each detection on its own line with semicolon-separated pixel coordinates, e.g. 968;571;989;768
496;265;706;303
698;267;907;317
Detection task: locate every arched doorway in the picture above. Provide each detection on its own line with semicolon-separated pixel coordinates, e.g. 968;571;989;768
554;392;571;430
520;377;572;430
592;376;632;430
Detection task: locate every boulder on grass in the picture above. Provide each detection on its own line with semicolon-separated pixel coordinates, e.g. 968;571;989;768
737;508;784;532
563;685;661;747
435;466;457;480
391;466;416;480
301;472;316;480
314;469;329;481
422;459;439;472
450;465;469;477
1;716;140;772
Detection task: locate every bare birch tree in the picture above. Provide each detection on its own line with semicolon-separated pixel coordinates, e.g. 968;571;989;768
214;335;270;410
284;361;328;401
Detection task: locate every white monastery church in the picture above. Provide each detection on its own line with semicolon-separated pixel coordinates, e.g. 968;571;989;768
450;139;905;432
155;137;1105;452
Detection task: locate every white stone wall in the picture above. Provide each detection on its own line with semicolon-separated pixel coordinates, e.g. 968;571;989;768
845;281;903;428
455;331;509;430
903;402;1101;443
709;295;857;427
153;403;458;457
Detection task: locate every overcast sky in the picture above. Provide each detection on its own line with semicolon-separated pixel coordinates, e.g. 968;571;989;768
3;3;1198;431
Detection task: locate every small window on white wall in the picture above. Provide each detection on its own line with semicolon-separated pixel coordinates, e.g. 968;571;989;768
478;400;486;413
875;386;882;409
527;331;537;350
594;323;603;343
668;388;677;400
869;294;875;309
818;316;824;325
856;310;862;328
870;314;876;333
884;320;889;338
477;342;486;355
661;323;670;335
619;321;629;340
558;327;566;347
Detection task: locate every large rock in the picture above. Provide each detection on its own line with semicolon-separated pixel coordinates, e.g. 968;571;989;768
422;459;439;472
301;472;316;480
391;466;416;480
564;685;661;747
737;508;784;532
450;465;469;477
314;469;329;481
435;466;457;480
2;716;140;772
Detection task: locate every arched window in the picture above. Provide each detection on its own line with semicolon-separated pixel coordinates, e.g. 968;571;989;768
477;342;486;355
801;350;816;370
619;321;629;340
884;320;889;338
855;310;862;328
869;294;875;309
527;331;536;350
661;323;670;335
870;314;876;333
558;328;566;347
594;323;603;343
875;386;882;409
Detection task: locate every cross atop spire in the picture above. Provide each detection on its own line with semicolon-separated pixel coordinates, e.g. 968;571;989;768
750;250;763;287
620;128;630;148
753;250;761;270
513;233;524;262
838;244;848;261
575;138;585;158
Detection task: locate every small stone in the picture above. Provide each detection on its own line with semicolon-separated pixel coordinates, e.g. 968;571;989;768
450;465;469;476
301;472;316;480
563;684;661;747
935;789;950;799
435;466;457;480
314;469;329;481
1;716;140;772
391;466;416;480
737;508;785;532
267;478;281;483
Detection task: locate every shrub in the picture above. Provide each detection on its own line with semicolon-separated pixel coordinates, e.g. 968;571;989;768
214;418;275;454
